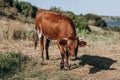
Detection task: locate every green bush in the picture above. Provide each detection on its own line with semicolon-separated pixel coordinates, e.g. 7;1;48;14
0;0;38;19
0;52;30;78
13;0;38;18
49;6;62;13
77;22;91;34
0;0;13;7
85;13;107;27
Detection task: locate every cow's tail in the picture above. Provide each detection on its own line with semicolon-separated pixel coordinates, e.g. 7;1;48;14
34;25;38;50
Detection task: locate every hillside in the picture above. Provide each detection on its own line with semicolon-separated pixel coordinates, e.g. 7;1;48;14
0;18;34;40
0;0;37;23
0;0;120;80
0;16;120;80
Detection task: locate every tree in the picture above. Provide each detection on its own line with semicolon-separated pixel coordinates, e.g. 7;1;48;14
13;1;38;18
49;6;62;13
2;0;14;7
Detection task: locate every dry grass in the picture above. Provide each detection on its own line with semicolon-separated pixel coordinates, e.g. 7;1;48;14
0;40;120;80
0;37;120;80
0;18;35;40
78;26;120;46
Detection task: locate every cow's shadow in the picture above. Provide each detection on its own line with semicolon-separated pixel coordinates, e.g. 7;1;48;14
77;54;116;74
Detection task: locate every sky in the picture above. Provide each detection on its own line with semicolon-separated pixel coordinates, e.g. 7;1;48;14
19;0;120;16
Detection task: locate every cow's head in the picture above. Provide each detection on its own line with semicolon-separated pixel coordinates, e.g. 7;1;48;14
59;37;87;60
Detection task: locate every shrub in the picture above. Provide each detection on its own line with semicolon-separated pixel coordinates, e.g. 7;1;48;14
70;15;91;34
13;28;35;40
77;22;91;32
13;29;27;40
0;52;30;79
13;0;38;18
0;10;6;16
85;13;107;27
49;6;62;13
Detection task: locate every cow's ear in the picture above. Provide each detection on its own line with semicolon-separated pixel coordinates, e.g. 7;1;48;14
59;38;67;46
78;40;87;47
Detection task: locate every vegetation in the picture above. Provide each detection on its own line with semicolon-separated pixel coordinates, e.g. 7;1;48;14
0;51;115;80
0;1;120;80
0;19;35;40
85;13;107;27
13;0;37;18
0;0;37;23
0;52;30;79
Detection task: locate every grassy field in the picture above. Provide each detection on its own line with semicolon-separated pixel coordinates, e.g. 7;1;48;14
0;18;120;80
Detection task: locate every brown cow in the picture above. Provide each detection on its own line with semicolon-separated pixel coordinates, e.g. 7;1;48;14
35;10;86;69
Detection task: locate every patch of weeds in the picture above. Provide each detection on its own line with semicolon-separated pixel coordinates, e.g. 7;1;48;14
0;52;30;79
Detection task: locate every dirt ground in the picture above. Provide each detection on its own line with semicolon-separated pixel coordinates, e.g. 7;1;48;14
0;40;120;80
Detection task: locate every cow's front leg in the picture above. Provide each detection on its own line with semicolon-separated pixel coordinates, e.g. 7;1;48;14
40;35;44;61
65;51;70;69
60;52;65;69
57;44;65;69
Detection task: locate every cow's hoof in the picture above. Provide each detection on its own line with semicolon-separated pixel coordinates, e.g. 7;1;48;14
60;63;64;69
40;62;48;65
46;57;49;60
40;62;44;65
64;64;70;70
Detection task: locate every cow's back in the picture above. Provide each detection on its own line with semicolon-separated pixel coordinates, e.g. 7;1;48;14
35;10;76;40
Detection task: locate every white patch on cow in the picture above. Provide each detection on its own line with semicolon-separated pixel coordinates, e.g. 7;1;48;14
38;32;42;39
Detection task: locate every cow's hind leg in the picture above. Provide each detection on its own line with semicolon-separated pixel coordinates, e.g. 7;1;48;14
40;35;44;61
45;39;50;60
34;33;38;50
